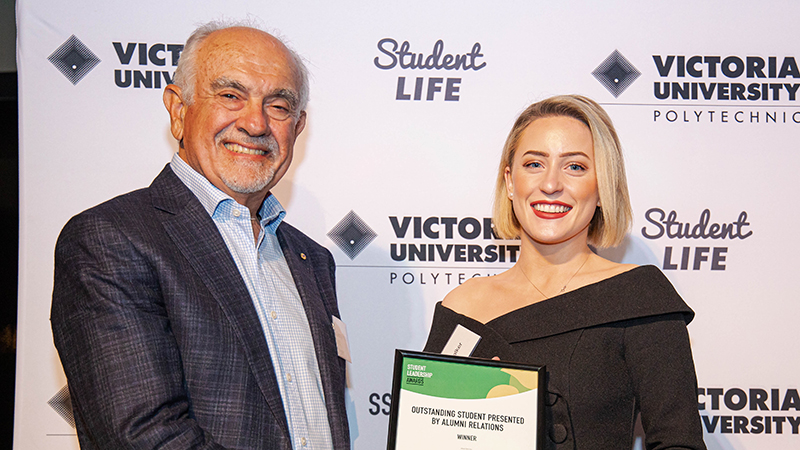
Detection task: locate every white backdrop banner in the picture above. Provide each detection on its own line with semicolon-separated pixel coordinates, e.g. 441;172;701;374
15;1;800;449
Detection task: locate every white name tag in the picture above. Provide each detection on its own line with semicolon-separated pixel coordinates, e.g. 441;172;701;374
441;324;481;357
332;316;352;362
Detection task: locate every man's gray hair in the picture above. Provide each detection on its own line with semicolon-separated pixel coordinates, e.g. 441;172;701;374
172;18;310;113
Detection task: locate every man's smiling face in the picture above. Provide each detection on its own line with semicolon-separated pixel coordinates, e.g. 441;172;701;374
165;27;306;205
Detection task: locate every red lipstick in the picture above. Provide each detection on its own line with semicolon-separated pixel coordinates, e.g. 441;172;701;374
531;201;572;219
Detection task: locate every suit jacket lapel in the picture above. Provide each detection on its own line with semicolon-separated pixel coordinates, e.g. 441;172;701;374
278;226;349;447
148;165;291;440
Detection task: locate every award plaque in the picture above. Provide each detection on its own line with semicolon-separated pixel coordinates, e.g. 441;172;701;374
386;350;545;450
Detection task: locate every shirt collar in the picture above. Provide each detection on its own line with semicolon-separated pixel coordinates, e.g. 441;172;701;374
259;192;286;231
170;153;286;228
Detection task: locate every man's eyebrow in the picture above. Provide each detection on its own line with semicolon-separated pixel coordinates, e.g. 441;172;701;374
209;79;301;111
269;88;300;109
211;77;247;93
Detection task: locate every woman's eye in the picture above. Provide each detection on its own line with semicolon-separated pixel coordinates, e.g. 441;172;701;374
526;161;542;168
568;163;586;171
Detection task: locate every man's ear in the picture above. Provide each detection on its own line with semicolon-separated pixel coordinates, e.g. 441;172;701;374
163;84;186;143
294;110;307;136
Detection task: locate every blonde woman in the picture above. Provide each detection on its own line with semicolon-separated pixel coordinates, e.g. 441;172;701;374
424;95;706;449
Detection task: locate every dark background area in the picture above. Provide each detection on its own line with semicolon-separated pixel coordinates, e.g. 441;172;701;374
0;71;17;448
2;0;18;448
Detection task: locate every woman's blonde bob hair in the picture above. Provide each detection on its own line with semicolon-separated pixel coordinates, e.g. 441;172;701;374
493;95;632;248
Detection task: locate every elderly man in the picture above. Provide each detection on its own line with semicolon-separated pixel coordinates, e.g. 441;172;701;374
51;22;350;449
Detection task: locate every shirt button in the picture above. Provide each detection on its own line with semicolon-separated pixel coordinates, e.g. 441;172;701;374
300;437;307;446
232;209;241;217
287;373;293;382
271;311;277;320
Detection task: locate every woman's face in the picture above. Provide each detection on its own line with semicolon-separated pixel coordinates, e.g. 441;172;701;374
504;115;599;246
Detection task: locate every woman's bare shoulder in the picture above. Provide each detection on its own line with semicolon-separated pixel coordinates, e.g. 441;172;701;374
587;253;638;278
441;277;486;309
600;260;638;277
573;256;639;290
441;273;509;319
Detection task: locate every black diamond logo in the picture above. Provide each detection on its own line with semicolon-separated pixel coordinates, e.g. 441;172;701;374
327;211;377;260
48;35;101;85
592;50;640;98
48;385;75;428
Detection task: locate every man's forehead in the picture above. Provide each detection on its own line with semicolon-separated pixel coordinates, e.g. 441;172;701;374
197;30;296;77
201;28;288;62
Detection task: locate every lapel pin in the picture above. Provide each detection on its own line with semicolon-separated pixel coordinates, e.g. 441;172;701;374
300;252;307;260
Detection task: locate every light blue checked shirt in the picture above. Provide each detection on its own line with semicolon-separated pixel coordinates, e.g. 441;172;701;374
171;154;333;450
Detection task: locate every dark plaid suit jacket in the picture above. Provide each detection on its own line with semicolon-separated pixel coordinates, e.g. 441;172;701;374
51;165;350;449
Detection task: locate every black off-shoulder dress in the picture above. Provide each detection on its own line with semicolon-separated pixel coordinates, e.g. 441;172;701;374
423;265;707;450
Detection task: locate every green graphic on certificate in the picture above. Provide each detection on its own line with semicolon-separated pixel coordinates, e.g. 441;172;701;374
402;356;538;399
387;351;544;450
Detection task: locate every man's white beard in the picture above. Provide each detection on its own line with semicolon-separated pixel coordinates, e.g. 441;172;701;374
216;129;281;194
220;158;278;194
